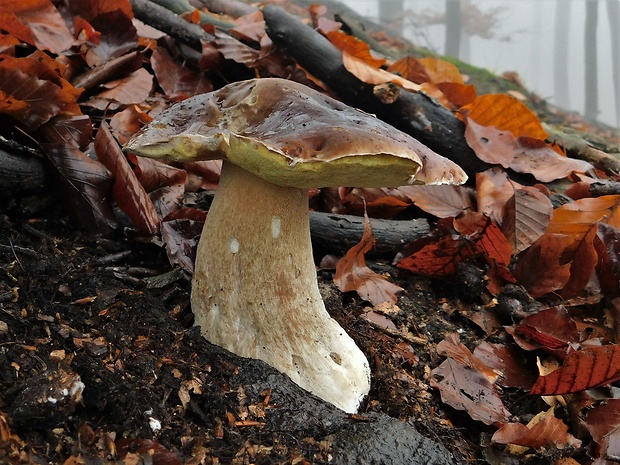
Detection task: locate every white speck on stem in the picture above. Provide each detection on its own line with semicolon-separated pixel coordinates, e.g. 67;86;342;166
228;237;239;253
271;216;281;239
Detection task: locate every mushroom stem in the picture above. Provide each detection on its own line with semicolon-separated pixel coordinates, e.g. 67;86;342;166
193;161;370;412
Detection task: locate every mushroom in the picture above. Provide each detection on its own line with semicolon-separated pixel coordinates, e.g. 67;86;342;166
124;78;467;413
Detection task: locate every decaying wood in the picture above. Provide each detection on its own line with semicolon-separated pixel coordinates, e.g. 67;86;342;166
129;0;215;50
0;149;424;254
262;4;489;176
310;211;429;258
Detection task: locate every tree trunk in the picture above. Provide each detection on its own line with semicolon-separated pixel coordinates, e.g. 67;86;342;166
444;0;461;57
607;0;620;127
379;0;405;36
584;0;599;120
553;0;571;109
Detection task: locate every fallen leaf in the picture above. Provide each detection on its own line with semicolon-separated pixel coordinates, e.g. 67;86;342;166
530;344;620;395
397;184;476;218
437;333;500;383
43;143;117;234
0;0;74;54
512;233;573;298
501;186;553;254
334;213;403;305
151;47;213;100
492;408;581;450
431;352;511;425
94;122;159;235
325;30;385;68
585;398;620;462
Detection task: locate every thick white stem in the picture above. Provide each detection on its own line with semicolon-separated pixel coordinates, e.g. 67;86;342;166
192;161;370;412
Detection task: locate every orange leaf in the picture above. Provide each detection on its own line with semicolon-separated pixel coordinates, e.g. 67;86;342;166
418;57;464;84
547;195;620;244
435;82;476;108
387;56;430;83
325;30;385;68
454;212;512;266
460;93;548;140
334;213;403;305
341;52;421;91
530;345;620;395
0;0;74;54
492;409;581;449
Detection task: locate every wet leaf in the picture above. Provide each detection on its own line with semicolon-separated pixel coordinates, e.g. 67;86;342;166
109;104;153;146
595;223;620;295
437;333;499;383
84;10;138;67
530;345;620;395
94;122;159;235
161;208;205;274
511;307;579;356
492;409;581;450
334;213;403;305
431;334;511;425
454;212;512;266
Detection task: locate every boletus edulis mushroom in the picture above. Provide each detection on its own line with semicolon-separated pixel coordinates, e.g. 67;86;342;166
124;78;467;413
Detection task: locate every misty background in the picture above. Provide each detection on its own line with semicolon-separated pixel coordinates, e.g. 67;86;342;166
339;0;620;130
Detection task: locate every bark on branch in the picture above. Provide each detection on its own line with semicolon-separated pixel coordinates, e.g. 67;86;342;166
262;4;489;175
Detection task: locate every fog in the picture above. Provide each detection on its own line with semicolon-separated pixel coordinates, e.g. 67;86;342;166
340;0;620;130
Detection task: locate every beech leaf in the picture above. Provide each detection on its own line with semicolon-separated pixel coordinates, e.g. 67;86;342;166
151;47;213;100
94;122;160;235
0;0;74;54
492;409;581;450
431;334;511;425
501;186;553;254
585;398;620;461
530;345;620;395
397;184;476;218
43;142;117;234
334;213;403;305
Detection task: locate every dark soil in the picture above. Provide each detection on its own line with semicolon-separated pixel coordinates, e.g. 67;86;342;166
0;198;554;465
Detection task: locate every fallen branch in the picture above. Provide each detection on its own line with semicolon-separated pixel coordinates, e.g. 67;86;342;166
0;149;425;255
262;4;490;176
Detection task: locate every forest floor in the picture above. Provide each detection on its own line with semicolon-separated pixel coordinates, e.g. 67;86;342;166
0;196;571;465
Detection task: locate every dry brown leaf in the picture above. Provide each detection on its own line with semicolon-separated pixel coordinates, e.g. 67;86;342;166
502;186;553;254
94;122;160;235
397;184;476;218
431;334;511;426
492;408;581;450
334;213;403;305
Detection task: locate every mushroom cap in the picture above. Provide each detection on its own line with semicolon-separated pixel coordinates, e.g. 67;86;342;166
124;78;467;188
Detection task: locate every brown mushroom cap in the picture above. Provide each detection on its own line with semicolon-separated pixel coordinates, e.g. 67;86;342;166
125;78;467;188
